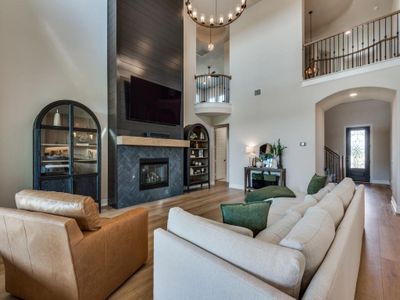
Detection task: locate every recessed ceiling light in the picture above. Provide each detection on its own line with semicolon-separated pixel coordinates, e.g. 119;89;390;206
345;30;351;35
350;92;358;97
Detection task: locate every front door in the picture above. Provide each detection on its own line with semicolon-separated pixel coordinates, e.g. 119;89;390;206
346;126;370;182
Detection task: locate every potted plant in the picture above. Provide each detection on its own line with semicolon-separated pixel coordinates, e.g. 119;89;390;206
271;139;287;169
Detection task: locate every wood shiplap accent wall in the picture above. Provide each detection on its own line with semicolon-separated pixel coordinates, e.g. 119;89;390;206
117;0;183;92
107;0;184;206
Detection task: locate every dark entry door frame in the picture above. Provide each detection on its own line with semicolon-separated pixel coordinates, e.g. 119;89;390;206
345;126;371;182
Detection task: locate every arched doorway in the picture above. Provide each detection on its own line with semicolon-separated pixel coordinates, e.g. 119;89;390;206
315;87;396;184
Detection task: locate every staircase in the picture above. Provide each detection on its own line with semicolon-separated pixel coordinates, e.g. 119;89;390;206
324;146;344;183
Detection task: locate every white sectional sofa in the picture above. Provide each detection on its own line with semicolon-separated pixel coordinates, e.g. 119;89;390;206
154;178;365;300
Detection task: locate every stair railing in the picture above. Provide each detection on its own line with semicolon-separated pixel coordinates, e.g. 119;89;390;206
324;146;344;183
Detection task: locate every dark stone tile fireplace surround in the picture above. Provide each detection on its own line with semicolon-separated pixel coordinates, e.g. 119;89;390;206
115;145;184;208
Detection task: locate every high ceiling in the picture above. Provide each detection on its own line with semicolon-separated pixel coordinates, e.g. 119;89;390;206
304;0;352;38
196;0;261;55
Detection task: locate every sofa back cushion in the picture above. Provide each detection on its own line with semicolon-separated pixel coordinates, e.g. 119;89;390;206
167;207;306;298
256;211;301;244
279;207;335;291
317;193;344;228
331;178;356;209
286;195;317;216
16;190;100;231
312;183;336;202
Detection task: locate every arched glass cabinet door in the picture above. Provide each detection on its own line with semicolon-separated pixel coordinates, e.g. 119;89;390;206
33;100;101;209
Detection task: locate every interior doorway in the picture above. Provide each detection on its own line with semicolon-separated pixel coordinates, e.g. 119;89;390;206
215;125;229;182
346;126;371;182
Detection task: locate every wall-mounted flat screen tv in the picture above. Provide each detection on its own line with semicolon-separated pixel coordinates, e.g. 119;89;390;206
125;76;182;126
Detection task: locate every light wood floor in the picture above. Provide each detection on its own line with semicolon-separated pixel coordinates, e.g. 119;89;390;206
0;183;399;299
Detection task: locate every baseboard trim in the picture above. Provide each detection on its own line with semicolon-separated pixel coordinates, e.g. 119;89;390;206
229;183;244;190
391;196;399;214
370;180;390;185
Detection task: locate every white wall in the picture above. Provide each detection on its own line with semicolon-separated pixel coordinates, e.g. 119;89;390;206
184;14;216;185
196;43;226;74
312;0;394;40
325;100;391;184
0;0;108;207
219;0;400;204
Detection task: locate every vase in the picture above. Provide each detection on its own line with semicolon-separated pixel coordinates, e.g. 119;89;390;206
256;161;262;168
53;109;61;126
271;157;278;169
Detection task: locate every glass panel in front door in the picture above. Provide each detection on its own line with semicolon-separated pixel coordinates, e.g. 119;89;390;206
350;129;366;169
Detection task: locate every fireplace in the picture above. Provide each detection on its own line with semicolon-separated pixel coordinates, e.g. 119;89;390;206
139;158;169;190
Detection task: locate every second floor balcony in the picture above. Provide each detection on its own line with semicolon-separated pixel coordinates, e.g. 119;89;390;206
194;73;232;116
304;10;400;80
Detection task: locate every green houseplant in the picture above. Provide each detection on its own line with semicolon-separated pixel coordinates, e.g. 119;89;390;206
271;139;287;169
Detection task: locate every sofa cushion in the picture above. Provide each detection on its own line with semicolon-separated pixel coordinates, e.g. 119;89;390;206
286;195;317;216
279;206;335;290
221;201;272;235
312;183;336;202
15;189;100;231
167;207;306;298
245;186;296;203
267;197;304;226
317;193;344;228
201;217;253;237
307;174;327;195
331;178;356;209
256;211;301;244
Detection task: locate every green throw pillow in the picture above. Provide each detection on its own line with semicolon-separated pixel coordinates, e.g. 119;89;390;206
245;186;296;203
220;201;272;235
307;174;327;194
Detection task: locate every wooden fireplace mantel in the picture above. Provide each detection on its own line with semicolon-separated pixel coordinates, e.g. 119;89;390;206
117;136;190;148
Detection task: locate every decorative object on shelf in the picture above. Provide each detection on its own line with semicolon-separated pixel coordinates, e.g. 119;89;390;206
255;158;263;168
199;131;205;140
185;0;247;28
184;124;210;192
245;145;256;167
53;109;61;126
304;10;318;79
33;100;101;211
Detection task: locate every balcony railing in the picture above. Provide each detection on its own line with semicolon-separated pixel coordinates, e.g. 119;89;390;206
194;73;232;116
195;74;231;104
304;10;400;79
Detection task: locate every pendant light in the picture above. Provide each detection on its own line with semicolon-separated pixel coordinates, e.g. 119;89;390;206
304;10;318;78
208;27;215;51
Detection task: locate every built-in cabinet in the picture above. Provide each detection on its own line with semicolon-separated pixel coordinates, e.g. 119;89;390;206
184;124;210;191
33;100;101;209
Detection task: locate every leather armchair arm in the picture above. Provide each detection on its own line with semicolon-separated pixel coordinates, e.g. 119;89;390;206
72;208;148;299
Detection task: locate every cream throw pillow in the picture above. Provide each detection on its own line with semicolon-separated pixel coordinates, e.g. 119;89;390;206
16;189;100;231
279;206;335;290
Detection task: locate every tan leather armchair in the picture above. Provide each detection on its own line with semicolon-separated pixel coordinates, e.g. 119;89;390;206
0;206;148;300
